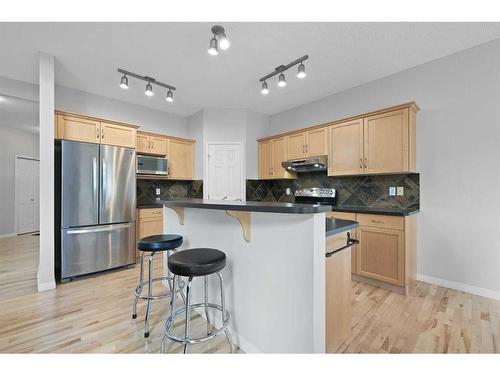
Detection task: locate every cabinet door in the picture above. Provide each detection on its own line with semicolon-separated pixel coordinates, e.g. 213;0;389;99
56;114;100;144
168;139;194;179
136;133;150;154
149;135;167;156
258;140;272;179
286;132;307;160
357;226;404;286
270;137;292;178
136;216;163;261
100;122;137;148
363;108;409;174
306;127;328;157
328;120;363;176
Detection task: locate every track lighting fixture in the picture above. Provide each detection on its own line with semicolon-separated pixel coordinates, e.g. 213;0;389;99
117;68;176;103
120;74;128;89
278;73;286;87
261;81;269;95
259;55;308;95
166;90;174;102
208;25;229;55
145;82;154;97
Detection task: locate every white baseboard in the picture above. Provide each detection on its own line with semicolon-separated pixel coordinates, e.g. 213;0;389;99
417;273;500;301
37;280;56;292
0;232;16;239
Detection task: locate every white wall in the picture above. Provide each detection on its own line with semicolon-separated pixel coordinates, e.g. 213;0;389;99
187;110;204;180
55;86;189;137
246;110;269;179
270;39;500;297
0;126;39;236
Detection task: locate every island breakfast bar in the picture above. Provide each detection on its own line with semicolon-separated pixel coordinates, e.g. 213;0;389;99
160;199;358;353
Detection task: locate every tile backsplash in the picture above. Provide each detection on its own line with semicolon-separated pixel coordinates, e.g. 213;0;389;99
137;179;203;206
246;172;419;209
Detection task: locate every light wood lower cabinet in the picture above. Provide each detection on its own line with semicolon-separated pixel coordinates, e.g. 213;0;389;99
325;230;352;353
136;208;163;262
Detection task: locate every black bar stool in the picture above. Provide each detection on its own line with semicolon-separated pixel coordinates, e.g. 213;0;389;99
161;248;233;354
133;234;185;338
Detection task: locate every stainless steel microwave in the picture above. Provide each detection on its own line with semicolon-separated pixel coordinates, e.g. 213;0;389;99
136;154;168;176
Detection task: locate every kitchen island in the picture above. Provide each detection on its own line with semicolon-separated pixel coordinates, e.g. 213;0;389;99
160;198;357;353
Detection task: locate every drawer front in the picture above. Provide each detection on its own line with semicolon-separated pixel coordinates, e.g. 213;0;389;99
327;212;356;221
138;208;163;219
357;214;404;231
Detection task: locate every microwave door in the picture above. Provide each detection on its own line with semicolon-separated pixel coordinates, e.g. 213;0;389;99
99;144;136;225
137;155;168;175
61;141;100;228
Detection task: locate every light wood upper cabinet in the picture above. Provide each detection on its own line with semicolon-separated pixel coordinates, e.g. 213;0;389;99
306;127;328;157
286;132;307;160
100;121;136;148
363;108;409;174
167;138;194;180
55;111;138;149
328;119;363;176
136;132;167;156
258;137;295;179
56;114;101;144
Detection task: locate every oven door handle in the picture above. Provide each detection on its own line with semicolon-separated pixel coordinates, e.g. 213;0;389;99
325;233;359;258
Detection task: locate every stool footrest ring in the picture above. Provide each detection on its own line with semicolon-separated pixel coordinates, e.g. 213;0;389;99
134;276;185;301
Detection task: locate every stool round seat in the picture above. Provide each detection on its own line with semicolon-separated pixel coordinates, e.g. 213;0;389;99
138;234;183;252
168;248;226;277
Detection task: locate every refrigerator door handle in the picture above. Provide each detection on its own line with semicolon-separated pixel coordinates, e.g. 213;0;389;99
66;223;133;235
92;157;98;222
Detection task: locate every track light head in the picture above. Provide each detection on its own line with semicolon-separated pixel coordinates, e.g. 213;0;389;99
120;74;128;89
166;90;174;102
297;62;306;79
145;82;154;97
278;73;286;87
261;81;269;95
208;36;219;55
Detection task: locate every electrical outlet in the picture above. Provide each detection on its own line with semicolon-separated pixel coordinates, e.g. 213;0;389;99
389;187;396;196
285;188;291;195
397;186;404;196
155;188;161;195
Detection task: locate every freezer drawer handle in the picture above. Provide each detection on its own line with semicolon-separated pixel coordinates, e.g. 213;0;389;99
325;232;359;258
66;223;132;235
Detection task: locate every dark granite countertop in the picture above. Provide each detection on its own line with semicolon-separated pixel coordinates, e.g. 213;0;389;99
325;218;358;237
137;203;163;209
331;205;419;216
159;199;332;214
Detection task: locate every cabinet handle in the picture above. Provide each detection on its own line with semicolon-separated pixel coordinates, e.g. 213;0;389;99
151;140;154;149
359;158;363;169
364;157;367;169
371;219;384;224
101;129;104;139
96;128;100;139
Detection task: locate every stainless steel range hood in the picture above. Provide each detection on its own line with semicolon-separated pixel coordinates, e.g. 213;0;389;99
281;155;327;173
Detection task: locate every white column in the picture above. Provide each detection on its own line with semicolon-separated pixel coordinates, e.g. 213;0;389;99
37;52;56;292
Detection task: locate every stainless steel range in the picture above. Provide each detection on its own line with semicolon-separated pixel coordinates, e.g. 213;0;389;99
294;188;336;207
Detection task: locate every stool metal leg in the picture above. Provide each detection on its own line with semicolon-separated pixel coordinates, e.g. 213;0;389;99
183;276;193;354
217;272;234;353
132;252;145;319
144;253;154;338
166;250;174;306
204;276;212;335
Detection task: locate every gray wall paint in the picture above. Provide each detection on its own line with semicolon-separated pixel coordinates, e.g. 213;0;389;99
0;126;39;235
270;39;500;294
55;86;189;138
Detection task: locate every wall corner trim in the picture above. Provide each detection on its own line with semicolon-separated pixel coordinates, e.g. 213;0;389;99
37;280;56;292
417;273;500;301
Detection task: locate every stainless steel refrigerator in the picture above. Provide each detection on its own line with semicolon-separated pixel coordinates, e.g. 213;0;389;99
55;140;136;281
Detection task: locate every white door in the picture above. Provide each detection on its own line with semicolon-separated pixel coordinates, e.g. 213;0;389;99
16;157;39;234
206;143;243;200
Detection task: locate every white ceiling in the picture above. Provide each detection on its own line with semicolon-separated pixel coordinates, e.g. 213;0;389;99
0;95;38;133
1;22;500;117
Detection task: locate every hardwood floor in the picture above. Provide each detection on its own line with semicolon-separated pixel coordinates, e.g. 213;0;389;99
0;235;498;353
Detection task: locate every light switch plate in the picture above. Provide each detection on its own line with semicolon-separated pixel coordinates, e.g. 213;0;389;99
389;187;396;196
155;188;161;195
397;186;404;196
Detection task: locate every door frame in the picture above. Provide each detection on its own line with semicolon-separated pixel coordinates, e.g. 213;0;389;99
14;155;40;235
204;142;245;200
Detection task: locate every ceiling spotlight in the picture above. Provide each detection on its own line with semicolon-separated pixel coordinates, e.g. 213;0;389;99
119;74;129;89
208;36;219;55
278;73;286;87
261;81;269;95
145;82;154;97
297;63;306;79
166;90;174;102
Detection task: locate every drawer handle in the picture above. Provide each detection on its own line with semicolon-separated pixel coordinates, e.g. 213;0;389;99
371;220;384;224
